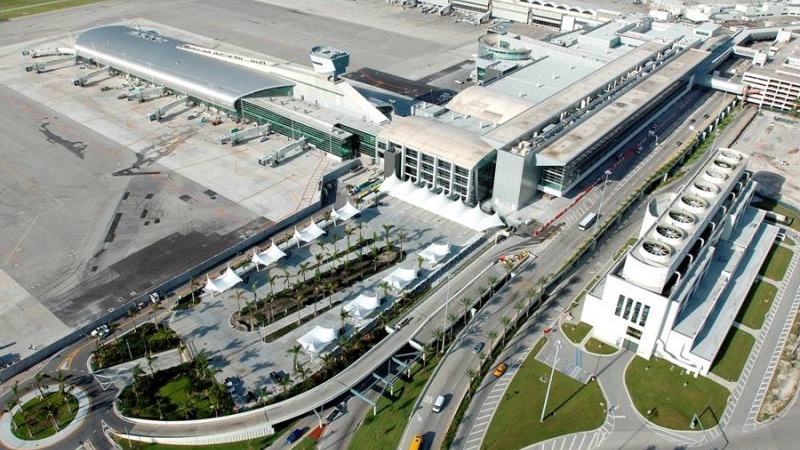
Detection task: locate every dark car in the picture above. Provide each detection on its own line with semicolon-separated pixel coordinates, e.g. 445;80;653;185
473;342;485;354
286;428;303;443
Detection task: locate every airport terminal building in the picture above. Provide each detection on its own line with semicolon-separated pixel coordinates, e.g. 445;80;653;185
73;25;388;159
580;148;779;376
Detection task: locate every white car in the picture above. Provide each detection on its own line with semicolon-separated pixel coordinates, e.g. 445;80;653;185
90;325;110;338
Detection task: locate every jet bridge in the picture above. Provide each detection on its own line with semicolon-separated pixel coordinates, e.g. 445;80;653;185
219;124;271;145
25;56;75;73
147;96;193;121
72;66;112;86
127;86;166;103
22;47;75;58
258;137;306;167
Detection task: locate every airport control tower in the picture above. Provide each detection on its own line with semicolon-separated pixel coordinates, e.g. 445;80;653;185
310;45;349;81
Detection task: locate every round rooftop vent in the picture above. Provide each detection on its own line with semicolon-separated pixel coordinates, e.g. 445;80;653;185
703;169;728;184
680;195;708;213
713;159;734;173
719;150;742;164
639;240;672;263
691;181;719;199
655;224;684;245
667;209;696;230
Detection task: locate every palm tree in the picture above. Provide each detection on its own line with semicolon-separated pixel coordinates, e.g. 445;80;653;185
370;231;379;255
43;401;60;432
536;276;549;307
320;353;335;376
417;255;425;273
282;268;292;290
286;344;304;372
339;308;351;340
330;233;341;265
344;225;355;255
422;343;433;369
524;287;537;318
381;224;395;249
250;282;258;302
514;300;525;320
54;370;69;397
267;273;278;322
294;363;311;387
460;297;472;325
476;286;487;308
278;377;292;396
500;315;512;346
189;277;199;304
503;259;514;278
487;275;498;295
177;401;193;420
487;329;499;352
396;230;408;255
447;312;458;340
327;281;336;308
298;262;310;285
234;290;245;316
35;372;48;399
378;281;391;300
465;369;478;397
294;290;305;325
146;354;158;377
433;327;445;353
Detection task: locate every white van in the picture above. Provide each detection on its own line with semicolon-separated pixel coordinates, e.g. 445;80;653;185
432;395;445;413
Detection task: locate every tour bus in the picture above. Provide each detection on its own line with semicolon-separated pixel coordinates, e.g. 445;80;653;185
577;212;598;231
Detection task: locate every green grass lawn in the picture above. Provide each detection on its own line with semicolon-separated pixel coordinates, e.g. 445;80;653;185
482;350;605;449
12;392;78;440
0;0;106;20
585;338;617;355
759;245;794;281
736;280;777;330
156;376;211;415
710;328;755;382
349;358;438;450
561;321;592;344
626;356;729;430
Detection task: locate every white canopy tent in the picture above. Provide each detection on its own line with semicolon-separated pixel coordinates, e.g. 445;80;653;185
251;241;286;270
330;202;360;224
379;177;504;232
383;267;418;291
343;292;380;320
205;266;243;296
418;242;451;266
292;220;326;247
297;325;337;353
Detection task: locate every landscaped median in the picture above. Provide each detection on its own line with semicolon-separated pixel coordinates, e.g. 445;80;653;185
626;356;728;430
481;338;606;449
348;356;440;450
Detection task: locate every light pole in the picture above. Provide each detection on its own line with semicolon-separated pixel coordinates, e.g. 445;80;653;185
541;339;562;422
593;170;612;235
442;274;453;351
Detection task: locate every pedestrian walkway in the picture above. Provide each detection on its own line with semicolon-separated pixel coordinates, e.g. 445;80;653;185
0;384;91;449
92;347;184;391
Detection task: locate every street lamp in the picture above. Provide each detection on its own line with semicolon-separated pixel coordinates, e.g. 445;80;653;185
593;170;612;235
541;339;562;422
442;274;453;351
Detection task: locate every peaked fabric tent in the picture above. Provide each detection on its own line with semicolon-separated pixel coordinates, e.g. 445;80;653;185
383;267;418;291
379;174;404;193
205;266;243;295
297;326;337;353
418;242;451;266
343;292;380;320
379;177;504;232
251;241;286;270
330;202;360;223
292;220;326;247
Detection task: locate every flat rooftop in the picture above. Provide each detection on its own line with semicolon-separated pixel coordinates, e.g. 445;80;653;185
539;48;710;164
744;33;800;80
381;115;494;168
482;41;668;149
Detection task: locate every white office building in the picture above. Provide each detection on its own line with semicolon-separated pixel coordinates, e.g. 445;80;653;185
581;148;780;376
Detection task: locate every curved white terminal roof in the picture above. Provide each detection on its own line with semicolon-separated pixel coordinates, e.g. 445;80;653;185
74;26;294;110
446;86;537;126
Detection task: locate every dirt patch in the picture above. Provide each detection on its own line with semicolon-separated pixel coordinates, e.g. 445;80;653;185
758;300;800;421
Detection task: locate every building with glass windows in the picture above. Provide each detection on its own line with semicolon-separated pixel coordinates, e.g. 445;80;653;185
580;148;780;376
73;25;388;161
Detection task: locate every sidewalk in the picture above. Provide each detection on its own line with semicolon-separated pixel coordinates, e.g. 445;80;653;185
0;384;91;450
